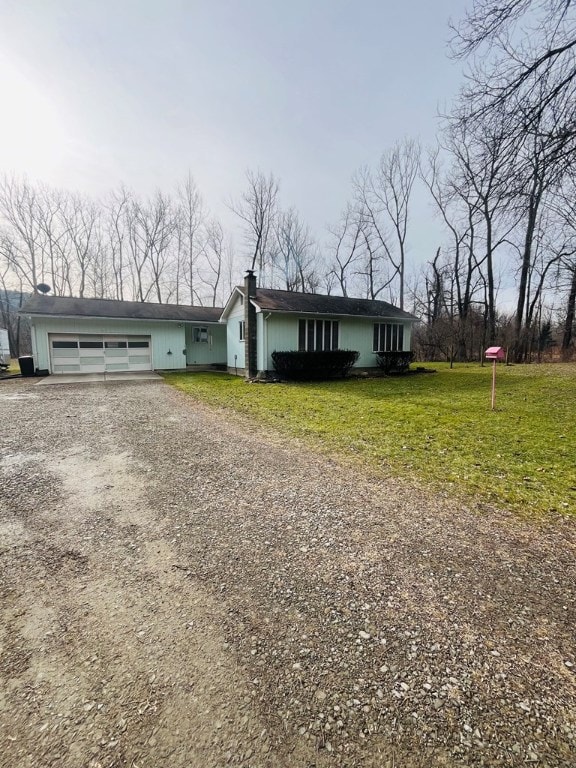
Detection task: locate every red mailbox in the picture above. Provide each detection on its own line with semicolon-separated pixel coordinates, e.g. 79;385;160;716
485;346;505;361
484;347;506;410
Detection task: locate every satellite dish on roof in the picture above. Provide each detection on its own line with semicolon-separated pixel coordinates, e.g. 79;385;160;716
36;283;52;294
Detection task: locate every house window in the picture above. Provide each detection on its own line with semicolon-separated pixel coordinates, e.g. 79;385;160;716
239;320;245;341
373;323;404;352
298;319;339;351
192;327;209;343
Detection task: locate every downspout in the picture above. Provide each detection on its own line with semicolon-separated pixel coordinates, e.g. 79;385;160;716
263;313;271;374
31;321;38;371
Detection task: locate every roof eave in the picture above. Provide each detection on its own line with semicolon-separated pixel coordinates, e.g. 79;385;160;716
256;307;418;321
219;286;245;321
21;311;222;324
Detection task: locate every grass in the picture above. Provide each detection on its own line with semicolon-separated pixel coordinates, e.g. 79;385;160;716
164;363;576;519
0;358;19;376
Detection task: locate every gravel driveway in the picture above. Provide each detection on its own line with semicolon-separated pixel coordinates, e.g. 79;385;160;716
1;377;575;767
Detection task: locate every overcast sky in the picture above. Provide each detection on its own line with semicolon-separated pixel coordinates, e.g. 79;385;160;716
0;0;471;274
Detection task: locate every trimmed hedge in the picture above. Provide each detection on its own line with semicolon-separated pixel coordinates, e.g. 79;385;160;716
375;350;414;374
271;349;360;380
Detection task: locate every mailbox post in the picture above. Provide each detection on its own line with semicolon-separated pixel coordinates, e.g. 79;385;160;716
485;346;505;410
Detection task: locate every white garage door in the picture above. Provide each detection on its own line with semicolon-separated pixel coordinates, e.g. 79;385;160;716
50;335;152;374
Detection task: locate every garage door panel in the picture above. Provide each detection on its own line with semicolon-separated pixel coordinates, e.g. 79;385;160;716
79;341;104;350
52;340;78;348
78;365;107;374
53;364;82;373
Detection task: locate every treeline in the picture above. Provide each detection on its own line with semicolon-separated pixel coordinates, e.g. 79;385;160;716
0;154;425;357
1;0;576;362
0;174;237;356
0;174;231;309
413;0;576;363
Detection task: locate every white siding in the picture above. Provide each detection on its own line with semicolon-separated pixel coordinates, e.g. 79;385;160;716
340;317;411;367
225;292;245;371
257;313;265;372
264;314;413;371
184;323;227;365
263;313;298;370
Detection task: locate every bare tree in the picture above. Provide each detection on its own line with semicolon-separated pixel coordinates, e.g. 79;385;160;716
63;194;101;298
0;175;44;293
135;191;176;303
325;205;365;297
200;218;225;306
354;139;420;308
548;169;576;356
231;170;279;280
422;149;471;348
105;187;132;300
124;196;149;302
271;208;318;292
561;259;576;355
444;114;519;342
422;137;502;357
451;0;576;162
412;247;467;364
34;185;74;296
176;174;205;304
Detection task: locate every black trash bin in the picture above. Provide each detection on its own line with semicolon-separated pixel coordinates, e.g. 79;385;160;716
18;356;35;377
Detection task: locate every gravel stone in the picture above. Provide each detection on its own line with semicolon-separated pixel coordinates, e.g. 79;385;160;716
1;378;575;767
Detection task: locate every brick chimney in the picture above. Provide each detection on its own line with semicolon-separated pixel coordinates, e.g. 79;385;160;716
244;270;257;378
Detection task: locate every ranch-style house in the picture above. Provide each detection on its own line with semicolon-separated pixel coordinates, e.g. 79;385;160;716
20;271;418;377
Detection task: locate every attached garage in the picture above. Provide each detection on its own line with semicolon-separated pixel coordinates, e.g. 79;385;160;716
20;295;227;376
50;335;152;374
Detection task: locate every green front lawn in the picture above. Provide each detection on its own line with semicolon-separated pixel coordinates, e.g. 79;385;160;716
164;363;576;518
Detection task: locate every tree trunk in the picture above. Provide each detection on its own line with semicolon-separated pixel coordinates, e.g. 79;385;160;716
561;266;576;358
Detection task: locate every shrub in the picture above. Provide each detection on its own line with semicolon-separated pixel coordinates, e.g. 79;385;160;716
271;349;360;380
375;350;414;374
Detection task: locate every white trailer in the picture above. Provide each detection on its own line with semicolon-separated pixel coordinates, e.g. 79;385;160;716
0;328;10;369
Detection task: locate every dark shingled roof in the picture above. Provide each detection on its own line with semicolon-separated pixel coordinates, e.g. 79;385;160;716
241;287;418;320
20;295;223;323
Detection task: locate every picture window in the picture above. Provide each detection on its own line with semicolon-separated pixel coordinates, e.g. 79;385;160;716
373;323;404;352
298;319;339;351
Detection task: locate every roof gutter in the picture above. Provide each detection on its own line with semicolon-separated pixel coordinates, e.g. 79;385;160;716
251;308;419;321
21;312;223;325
